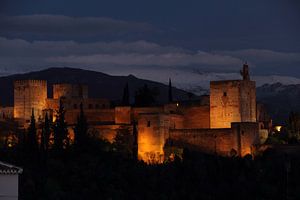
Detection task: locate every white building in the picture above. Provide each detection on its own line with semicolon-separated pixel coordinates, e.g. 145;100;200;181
0;161;23;200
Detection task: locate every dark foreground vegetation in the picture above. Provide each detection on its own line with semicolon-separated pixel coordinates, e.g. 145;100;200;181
1;104;300;200
1;139;300;200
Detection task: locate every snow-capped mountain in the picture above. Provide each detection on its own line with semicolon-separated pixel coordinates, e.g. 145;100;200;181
106;67;300;95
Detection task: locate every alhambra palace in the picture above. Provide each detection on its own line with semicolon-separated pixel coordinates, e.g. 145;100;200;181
0;64;271;163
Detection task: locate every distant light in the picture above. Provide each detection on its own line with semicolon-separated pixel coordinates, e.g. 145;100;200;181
176;103;179;107
275;126;282;132
8;143;12;148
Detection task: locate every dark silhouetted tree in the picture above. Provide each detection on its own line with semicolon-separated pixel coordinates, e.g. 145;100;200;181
40;113;51;152
122;82;130;106
134;84;158;106
168;78;173;102
27;109;38;153
287;111;300;143
74;103;88;149
132;120;138;161
113;127;133;157
53;99;69;152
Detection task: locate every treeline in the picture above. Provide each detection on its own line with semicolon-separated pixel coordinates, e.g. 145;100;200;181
266;111;300;145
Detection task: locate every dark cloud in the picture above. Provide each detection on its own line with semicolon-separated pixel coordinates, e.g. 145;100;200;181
1;36;300;77
0;37;243;73
0;15;156;40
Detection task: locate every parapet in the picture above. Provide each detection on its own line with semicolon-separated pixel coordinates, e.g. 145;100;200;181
14;80;47;86
53;83;88;99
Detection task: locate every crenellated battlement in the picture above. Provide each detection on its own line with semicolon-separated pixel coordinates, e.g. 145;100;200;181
53;83;88;99
14;80;47;86
14;79;47;121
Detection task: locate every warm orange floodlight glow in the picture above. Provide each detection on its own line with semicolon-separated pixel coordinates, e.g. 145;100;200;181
275;126;282;132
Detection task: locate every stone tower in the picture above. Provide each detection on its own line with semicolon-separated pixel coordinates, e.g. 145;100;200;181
210;65;256;128
53;84;88;99
14;80;47;122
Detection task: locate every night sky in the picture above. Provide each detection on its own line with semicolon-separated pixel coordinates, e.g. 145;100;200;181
0;0;300;78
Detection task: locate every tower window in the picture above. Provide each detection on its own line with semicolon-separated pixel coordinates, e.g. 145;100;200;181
73;104;77;109
147;121;151;127
223;92;227;97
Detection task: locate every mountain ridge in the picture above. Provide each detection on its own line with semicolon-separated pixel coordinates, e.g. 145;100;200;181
0;67;190;107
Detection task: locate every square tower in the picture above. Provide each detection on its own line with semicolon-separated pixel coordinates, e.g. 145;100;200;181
14;80;47;122
210;80;256;128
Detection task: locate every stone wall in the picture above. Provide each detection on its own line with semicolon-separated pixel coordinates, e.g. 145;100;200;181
169;122;259;157
14;80;47;121
181;106;210;129
240;81;256;122
53;84;88;99
210;80;256;128
46;98;110;110
115;106;132;124
137;112;183;163
65;109;115;125
137;114;165;163
231;122;260;156
132;107;164;119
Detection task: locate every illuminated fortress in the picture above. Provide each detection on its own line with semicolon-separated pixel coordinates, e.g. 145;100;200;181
3;64;270;163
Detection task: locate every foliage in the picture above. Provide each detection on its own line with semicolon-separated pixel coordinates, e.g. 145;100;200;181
2;110;300;199
122;82;130;106
287;111;300;142
1;140;300;200
53;99;69;152
113;127;134;158
168;78;173;102
74;103;88;149
27;109;38;154
134;84;159;106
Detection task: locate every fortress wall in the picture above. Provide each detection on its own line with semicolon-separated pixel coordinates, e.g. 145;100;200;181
210;80;242;128
168;114;184;129
65;109;115;125
115;106;132;124
137;114;166;163
169;122;259;157
163;103;179;113
231;122;259;156
240;81;256;122
14;80;47;121
132;107;163;119
53;84;88;99
62;98;110;110
169;128;235;156
137;113;183;163
181;106;210;129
